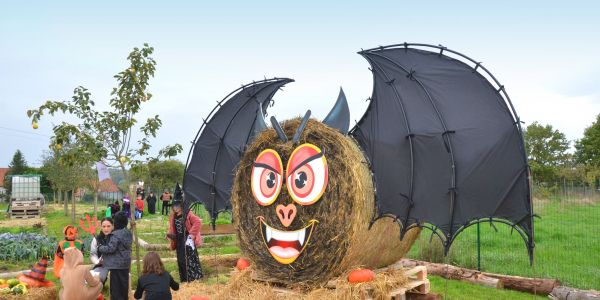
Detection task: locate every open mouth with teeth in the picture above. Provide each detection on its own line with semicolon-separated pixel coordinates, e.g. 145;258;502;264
258;217;318;264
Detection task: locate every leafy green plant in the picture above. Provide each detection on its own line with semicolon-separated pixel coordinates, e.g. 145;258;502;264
0;233;57;261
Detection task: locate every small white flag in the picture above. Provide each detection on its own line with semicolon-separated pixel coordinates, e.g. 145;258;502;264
96;161;111;182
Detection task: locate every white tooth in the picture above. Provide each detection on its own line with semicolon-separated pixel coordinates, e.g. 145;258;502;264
266;226;272;242
271;228;297;242
298;228;306;246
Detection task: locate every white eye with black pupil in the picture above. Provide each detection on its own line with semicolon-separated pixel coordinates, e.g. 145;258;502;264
251;149;283;206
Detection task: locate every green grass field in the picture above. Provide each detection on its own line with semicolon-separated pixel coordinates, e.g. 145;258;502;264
1;196;598;298
408;199;600;290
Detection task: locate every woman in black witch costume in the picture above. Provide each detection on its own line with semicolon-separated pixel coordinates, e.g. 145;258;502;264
167;200;203;282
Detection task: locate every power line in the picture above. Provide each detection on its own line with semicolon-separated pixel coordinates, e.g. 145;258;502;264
0;125;52;138
0;132;49;143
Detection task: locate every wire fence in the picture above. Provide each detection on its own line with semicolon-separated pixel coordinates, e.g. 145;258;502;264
406;181;600;290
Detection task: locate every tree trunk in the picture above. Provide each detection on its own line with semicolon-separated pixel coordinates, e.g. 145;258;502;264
400;259;560;295
53;190;57;204
63;190;68;216
121;163;141;278
93;189;98;217
399;259;502;288
551;286;600;299
71;189;76;224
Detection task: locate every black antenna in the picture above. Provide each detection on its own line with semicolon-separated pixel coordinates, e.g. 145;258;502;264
270;116;288;142
292;110;311;143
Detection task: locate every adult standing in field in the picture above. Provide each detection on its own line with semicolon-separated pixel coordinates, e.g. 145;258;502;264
110;200;121;216
166;200;203;282
98;211;132;300
161;190;172;215
146;191;157;215
89;217;113;286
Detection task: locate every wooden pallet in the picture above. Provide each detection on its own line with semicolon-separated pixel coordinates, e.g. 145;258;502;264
9;208;41;219
388;266;431;300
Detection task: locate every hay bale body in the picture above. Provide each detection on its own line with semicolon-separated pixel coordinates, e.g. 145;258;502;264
232;119;420;286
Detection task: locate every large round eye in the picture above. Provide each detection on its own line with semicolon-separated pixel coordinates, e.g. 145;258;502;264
286;144;328;205
252;149;283;206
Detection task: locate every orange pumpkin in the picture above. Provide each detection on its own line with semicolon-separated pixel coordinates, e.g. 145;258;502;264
236;258;250;271
347;269;375;283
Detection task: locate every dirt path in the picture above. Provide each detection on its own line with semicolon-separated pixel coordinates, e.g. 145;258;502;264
0;217;46;228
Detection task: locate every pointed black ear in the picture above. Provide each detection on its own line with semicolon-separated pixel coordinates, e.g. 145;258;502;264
323;87;350;133
253;102;268;136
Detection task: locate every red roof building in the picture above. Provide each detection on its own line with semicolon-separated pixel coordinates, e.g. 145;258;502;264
0;168;9;187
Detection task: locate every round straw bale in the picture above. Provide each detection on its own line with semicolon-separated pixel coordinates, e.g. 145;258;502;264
232;118;420;286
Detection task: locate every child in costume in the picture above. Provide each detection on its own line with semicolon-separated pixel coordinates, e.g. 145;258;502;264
59;248;102;300
122;196;131;219
167;200;203;282
54;225;83;278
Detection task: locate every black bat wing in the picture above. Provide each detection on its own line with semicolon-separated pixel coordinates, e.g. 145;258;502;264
183;78;294;225
350;44;533;261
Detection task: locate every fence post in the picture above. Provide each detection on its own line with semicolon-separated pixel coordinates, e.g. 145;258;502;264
477;222;481;271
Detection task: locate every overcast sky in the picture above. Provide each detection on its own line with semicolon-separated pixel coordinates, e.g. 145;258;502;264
1;1;599;167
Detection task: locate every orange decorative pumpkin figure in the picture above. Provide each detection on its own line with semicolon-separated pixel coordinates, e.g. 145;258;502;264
17;256;55;287
53;225;83;278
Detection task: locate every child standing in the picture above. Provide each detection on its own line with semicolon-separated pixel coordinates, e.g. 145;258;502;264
134;252;179;300
134;195;144;219
98;211;132;300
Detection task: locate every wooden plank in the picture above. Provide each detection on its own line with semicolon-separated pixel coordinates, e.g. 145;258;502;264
10;210;41;216
10;214;40;219
11;200;41;207
10;208;41;213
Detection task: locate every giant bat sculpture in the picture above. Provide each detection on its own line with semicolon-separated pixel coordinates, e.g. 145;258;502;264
183;43;533;285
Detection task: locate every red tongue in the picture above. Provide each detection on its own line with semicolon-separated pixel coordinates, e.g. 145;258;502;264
270;239;300;250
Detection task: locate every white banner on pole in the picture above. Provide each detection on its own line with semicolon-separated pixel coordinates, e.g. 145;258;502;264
96;161;111;182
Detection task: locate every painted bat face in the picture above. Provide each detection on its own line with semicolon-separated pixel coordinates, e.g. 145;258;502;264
233;119;365;283
251;144;328;264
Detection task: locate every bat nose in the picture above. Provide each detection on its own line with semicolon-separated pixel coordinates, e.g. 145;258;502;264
276;203;297;227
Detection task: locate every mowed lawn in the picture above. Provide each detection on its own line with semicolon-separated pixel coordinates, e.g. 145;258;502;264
2;199;597;298
408;199;600;290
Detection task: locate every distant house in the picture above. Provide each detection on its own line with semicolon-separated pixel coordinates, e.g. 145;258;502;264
74;178;124;203
0;167;9;196
98;178;124;202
